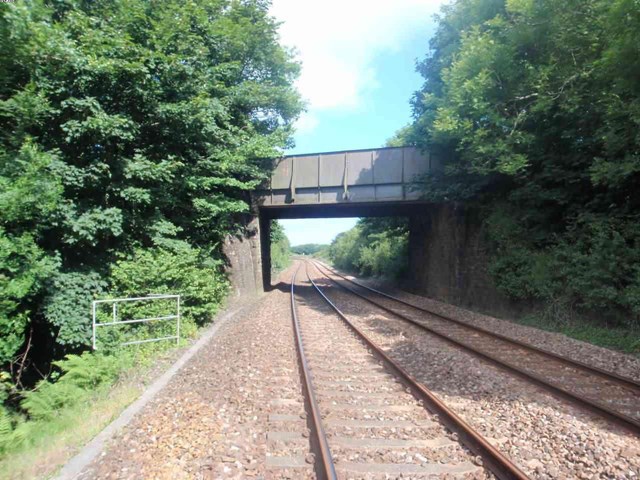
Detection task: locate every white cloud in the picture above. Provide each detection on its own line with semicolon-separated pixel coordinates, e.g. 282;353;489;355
271;0;446;124
294;111;320;134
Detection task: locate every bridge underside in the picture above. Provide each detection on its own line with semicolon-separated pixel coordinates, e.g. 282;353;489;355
259;200;429;220
229;147;506;318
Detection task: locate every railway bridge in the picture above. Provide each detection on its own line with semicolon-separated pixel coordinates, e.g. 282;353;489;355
253;146;438;217
251;146;439;288
224;144;500;314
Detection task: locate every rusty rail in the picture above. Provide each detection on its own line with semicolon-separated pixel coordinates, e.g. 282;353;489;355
303;261;530;480
290;265;338;480
311;260;640;437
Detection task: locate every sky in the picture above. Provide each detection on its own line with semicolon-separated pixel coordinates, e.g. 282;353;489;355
269;0;447;246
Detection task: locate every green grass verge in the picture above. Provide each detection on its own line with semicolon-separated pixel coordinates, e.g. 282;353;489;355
0;383;140;480
517;314;640;355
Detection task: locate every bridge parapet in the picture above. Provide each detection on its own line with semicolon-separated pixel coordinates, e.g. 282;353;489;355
254;146;438;207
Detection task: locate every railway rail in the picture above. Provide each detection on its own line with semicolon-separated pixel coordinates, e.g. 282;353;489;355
309;259;640;437
289;261;530;479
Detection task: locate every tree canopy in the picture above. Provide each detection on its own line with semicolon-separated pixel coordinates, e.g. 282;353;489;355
0;0;301;369
406;0;640;322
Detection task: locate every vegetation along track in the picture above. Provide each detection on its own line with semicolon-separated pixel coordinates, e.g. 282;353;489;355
310;260;640;437
289;261;530;479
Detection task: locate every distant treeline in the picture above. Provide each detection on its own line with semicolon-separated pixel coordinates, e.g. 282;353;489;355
290;244;328;256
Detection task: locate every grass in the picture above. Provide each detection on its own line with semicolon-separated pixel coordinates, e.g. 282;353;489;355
517;313;640;355
0;383;140;480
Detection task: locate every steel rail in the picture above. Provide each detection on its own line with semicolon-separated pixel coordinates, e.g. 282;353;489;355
314;260;640;392
289;265;338;480
303;261;530;480
310;260;640;436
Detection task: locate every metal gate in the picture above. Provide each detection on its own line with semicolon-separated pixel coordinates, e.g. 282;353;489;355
91;294;181;350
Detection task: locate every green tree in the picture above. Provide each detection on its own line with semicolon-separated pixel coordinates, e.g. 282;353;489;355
0;0;301;380
328;218;408;279
404;0;640;323
270;220;291;273
385;125;415;147
329;227;365;273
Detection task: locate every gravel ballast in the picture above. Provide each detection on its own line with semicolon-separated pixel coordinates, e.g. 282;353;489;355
67;260;639;479
308;262;640;479
293;266;491;479
76;266;313;480
336;264;640;384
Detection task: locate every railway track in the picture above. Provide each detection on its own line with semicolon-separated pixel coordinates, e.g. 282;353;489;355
289;261;530;480
309;259;640;437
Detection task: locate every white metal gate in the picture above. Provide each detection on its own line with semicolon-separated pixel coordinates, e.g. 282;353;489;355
92;294;181;349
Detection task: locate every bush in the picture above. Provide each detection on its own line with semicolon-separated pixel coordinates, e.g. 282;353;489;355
270;221;291;273
559;216;640;317
0;352;130;456
358;231;408;278
0;229;59;364
21;353;129;422
328;218;409;279
110;246;228;327
0;406;27;455
44;271;108;348
487;206;640;327
329;227;366;273
0;372;24;454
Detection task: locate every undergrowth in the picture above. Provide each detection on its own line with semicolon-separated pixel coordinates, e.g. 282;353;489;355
0;386;139;480
517;298;640;355
0;334;195;479
517;315;640;355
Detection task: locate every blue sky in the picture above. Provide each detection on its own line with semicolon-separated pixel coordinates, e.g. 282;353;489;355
269;1;446;246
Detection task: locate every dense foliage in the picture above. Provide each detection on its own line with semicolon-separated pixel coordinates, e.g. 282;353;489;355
270;220;291;273
402;0;640;325
0;0;300;419
329;218;408;279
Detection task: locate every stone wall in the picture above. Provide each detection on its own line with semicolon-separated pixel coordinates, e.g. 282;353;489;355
407;203;526;318
222;214;264;297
